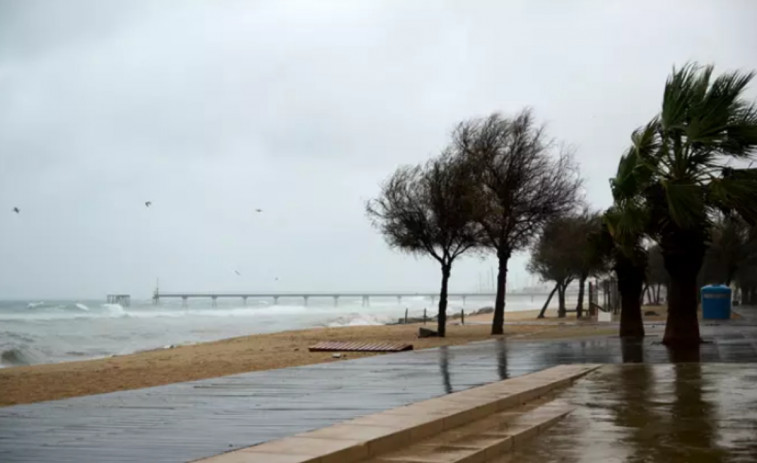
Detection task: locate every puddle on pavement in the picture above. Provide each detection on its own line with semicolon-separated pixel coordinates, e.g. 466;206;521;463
493;363;757;462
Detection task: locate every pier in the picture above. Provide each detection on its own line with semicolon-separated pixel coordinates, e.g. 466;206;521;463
151;291;519;307
106;294;131;307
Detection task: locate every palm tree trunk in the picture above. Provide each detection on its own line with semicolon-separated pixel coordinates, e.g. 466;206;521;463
575;275;587;318
616;255;645;338
437;264;451;337
538;284;558;318
491;249;510;335
661;230;705;347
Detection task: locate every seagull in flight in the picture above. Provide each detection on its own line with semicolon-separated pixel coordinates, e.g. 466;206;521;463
235;270;241;276
255;208;262;213
145;201;152;207
12;207;19;214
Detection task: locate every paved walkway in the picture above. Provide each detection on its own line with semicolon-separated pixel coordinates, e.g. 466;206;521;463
496;363;757;462
1;308;756;462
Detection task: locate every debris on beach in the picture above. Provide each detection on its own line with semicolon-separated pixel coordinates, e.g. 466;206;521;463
310;341;413;352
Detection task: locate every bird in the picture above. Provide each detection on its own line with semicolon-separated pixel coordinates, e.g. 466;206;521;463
274;277;279;281
235;270;241;276
145;201;152;207
12;207;19;214
255;209;262;213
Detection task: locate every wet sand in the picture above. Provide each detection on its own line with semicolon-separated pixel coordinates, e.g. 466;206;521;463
0;308;617;406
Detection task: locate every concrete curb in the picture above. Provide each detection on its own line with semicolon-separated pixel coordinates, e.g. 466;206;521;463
194;364;600;463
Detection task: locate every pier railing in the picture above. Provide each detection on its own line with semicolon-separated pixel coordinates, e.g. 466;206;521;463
151;291;572;307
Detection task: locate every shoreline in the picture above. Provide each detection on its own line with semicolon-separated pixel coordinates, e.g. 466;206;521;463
0;308;625;407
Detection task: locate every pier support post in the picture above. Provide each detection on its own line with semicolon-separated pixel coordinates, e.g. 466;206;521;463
304;295;309;306
243;296;247;306
333;296;338;307
212;296;217;308
182;296;188;308
462;295;467;307
397;295;401;305
273;296;279;305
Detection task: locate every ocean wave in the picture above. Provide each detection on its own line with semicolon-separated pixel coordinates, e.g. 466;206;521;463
1;346;44;366
0;302;131;321
0;331;36;343
324;313;394;327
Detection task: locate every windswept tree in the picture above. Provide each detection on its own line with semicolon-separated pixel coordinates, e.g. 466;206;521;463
453;109;582;334
528;215;583;318
572;210;607;317
603;138;656;338
602;203;648;338
367;151;479;337
619;63;757;347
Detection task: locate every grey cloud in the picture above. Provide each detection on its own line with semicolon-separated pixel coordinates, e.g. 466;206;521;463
1;0;755;298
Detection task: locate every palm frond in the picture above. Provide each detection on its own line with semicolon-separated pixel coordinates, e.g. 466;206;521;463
709;168;757;224
685;69;757;157
662;180;706;229
661;62;708;132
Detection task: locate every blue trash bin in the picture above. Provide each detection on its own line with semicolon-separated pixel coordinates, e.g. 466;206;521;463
701;285;732;320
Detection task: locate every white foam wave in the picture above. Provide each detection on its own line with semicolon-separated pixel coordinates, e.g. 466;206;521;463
101;304;128;317
75;303;90;311
325;313;394;327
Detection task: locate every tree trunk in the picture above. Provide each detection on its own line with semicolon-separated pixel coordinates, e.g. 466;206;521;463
491;249;510;335
661;229;706;347
642;283;650;305
437;264;451;337
537;284;558;318
616;254;645;338
655;284;662;305
746;286;756;305
575;275;587;318
557;283;567;318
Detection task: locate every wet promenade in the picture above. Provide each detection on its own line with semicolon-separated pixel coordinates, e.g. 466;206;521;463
496;363;757;462
1;308;756;462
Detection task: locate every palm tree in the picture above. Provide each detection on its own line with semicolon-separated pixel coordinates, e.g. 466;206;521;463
621;63;757;347
604;126;659;338
603;203;648;338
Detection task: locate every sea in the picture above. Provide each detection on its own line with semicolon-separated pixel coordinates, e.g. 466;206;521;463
0;293;561;367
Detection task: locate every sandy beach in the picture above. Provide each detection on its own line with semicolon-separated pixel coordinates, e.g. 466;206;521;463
0;308;633;407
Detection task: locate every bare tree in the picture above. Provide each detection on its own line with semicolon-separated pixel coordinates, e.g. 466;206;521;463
453;109;582;334
366;151;479;337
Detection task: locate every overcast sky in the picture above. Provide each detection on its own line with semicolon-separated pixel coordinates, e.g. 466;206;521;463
1;0;755;299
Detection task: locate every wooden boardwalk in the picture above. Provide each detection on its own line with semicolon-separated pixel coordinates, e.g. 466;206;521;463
2;314;757;462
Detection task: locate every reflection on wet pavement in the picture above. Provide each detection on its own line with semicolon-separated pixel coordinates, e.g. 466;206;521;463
494;364;757;463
